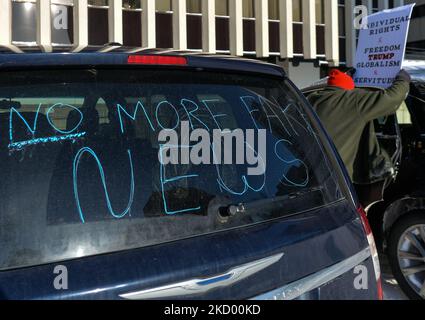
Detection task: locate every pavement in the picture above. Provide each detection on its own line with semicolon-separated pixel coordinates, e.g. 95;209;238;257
380;253;408;300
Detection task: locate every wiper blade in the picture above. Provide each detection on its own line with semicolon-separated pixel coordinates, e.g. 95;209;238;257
219;187;324;220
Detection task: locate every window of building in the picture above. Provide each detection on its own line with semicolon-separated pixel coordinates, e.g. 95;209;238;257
372;0;379;12
12;0;37;44
187;0;201;13
338;0;346;63
316;0;325;24
123;0;141;9
122;0;142;46
268;0;279;20
216;0;229;16
412;4;425;19
372;0;379;13
338;6;345;35
315;0;325;55
187;0;202;49
157;0;172;12
156;0;173;48
88;0;109;6
88;2;109;45
51;0;73;4
293;0;303;22
243;0;255;18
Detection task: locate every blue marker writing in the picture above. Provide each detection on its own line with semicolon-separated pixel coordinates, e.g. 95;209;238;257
155;101;180;131
117;100;156;133
9;132;86;150
201;99;228;131
73;147;135;223
240;96;261;130
180;98;210;131
274;139;309;187
9;103;42;142
212;142;266;196
46;103;84;134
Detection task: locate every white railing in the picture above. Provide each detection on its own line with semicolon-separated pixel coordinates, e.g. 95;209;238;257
0;0;341;66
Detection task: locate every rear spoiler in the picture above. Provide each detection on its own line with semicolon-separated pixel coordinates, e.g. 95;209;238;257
0;53;286;78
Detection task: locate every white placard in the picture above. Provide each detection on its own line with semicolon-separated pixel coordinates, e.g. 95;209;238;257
354;4;415;88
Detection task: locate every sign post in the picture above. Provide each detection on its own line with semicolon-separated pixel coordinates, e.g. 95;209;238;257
354;4;415;88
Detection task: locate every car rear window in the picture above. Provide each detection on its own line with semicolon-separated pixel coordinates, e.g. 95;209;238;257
0;69;343;270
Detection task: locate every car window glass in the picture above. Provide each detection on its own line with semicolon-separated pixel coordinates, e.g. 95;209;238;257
0;69;342;270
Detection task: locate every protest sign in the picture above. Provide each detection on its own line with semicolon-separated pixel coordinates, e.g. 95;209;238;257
354;4;415;88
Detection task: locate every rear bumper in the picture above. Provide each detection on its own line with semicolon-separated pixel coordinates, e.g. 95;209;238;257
252;247;378;300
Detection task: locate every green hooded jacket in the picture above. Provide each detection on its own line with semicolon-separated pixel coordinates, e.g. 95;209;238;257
307;76;410;180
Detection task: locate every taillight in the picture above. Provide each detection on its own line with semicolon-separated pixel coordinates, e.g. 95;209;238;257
377;276;384;300
127;55;187;65
357;206;383;300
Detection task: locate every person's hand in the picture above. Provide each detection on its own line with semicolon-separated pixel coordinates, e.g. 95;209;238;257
346;68;357;77
396;69;411;83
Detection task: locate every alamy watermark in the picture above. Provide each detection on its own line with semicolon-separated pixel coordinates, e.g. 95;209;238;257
158;121;267;176
353;265;369;290
354;5;369;30
53;5;68;30
53;265;68;290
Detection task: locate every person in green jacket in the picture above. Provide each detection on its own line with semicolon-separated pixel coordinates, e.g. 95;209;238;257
307;69;411;181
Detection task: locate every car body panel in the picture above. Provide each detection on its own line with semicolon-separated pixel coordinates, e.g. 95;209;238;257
0;200;368;300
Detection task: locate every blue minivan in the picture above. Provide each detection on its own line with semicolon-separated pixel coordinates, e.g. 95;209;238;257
0;48;381;300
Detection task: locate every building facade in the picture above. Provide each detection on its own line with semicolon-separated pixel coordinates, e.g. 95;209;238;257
0;0;406;87
406;0;425;54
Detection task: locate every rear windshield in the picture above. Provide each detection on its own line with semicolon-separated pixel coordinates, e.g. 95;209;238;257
0;69;342;270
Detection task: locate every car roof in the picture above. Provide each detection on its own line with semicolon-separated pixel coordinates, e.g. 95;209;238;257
0;45;286;78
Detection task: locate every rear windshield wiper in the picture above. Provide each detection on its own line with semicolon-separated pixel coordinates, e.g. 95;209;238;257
219;187;324;221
